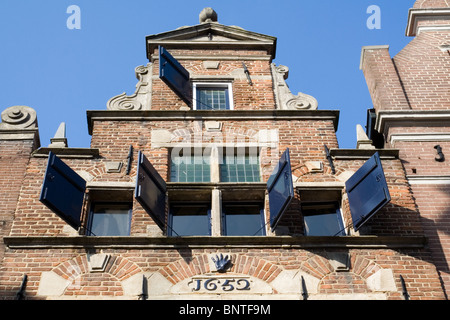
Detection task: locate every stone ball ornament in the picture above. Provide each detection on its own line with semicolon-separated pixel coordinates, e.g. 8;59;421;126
199;7;218;24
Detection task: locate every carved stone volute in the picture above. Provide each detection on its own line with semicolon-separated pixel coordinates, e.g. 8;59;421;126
107;64;153;111
272;63;318;110
0;105;38;129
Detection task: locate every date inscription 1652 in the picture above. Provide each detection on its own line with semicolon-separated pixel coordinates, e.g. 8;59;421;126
190;277;251;292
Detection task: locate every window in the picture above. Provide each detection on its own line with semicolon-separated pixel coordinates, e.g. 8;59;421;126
169;203;211;236
302;201;345;236
85;188;134;237
170;148;260;183
222;203;265;236
87;203;132;236
193;83;233;110
166;148;281;237
170;151;211;182
221;153;260;182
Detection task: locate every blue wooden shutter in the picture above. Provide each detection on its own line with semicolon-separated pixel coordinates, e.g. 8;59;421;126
135;151;167;230
345;152;391;231
39;152;86;230
159;46;192;106
267;148;294;231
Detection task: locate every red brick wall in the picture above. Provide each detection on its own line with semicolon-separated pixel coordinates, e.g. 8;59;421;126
360;46;411;112
392;32;450;111
149;48;276;111
414;0;450;8
0;140;35;265
361;33;450;113
411;184;450;294
361;2;450;297
0;247;445;300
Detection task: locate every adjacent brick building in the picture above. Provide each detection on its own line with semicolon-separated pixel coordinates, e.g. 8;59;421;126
0;4;447;300
361;0;450;298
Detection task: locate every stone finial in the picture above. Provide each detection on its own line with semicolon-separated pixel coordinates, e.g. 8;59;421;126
0;105;37;129
48;122;68;148
356;124;375;150
199;7;218;24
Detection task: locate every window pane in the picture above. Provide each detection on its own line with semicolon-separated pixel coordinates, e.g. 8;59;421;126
196;87;229;110
171;153;210;182
89;204;131;236
223;204;265;236
170;204;210;236
221;154;260;182
303;202;345;236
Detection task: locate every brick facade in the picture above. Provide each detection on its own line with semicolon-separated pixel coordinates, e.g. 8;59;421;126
0;5;447;300
361;0;450;298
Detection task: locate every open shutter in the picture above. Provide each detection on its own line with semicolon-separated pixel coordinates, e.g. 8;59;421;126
135;151;167;230
345;152;391;231
267;148;294;231
159;46;192;106
39;152;86;230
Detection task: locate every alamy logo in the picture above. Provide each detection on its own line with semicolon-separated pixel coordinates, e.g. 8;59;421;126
367;5;381;30
67;5;81;30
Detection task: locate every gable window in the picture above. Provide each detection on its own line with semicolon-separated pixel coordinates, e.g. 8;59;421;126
170;148;260;183
170;150;211;182
222;202;265;236
193;83;233;110
169;203;211;236
296;189;346;237
85;188;134;237
87;203;132;236
221;153;260;182
302;201;345;236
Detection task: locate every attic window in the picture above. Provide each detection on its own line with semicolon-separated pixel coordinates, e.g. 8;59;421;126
193;83;233;110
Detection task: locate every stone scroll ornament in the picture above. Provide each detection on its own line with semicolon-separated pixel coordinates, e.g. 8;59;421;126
107;64;152;111
0;106;38;129
272;64;318;110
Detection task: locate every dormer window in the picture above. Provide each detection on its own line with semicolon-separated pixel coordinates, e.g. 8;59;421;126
193;82;233;110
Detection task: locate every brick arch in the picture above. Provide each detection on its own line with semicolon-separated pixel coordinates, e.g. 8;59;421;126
232;255;283;283
351;255;382;279
50;254;142;296
159;254;283;285
300;254;383;280
300;253;384;294
291;162;343;181
300;254;334;279
170;128;194;142
86;163;107;181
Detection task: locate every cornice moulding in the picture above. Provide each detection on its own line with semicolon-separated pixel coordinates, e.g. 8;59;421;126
408;175;450;185
86;109;340;135
376;110;450;133
406;8;450;36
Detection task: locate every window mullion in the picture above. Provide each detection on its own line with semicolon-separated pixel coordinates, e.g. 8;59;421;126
211;188;222;237
210;146;221;183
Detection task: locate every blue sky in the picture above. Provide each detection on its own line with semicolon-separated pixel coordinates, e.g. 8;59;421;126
0;0;415;149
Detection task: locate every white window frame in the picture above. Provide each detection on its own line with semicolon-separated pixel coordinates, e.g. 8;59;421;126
192;82;234;110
